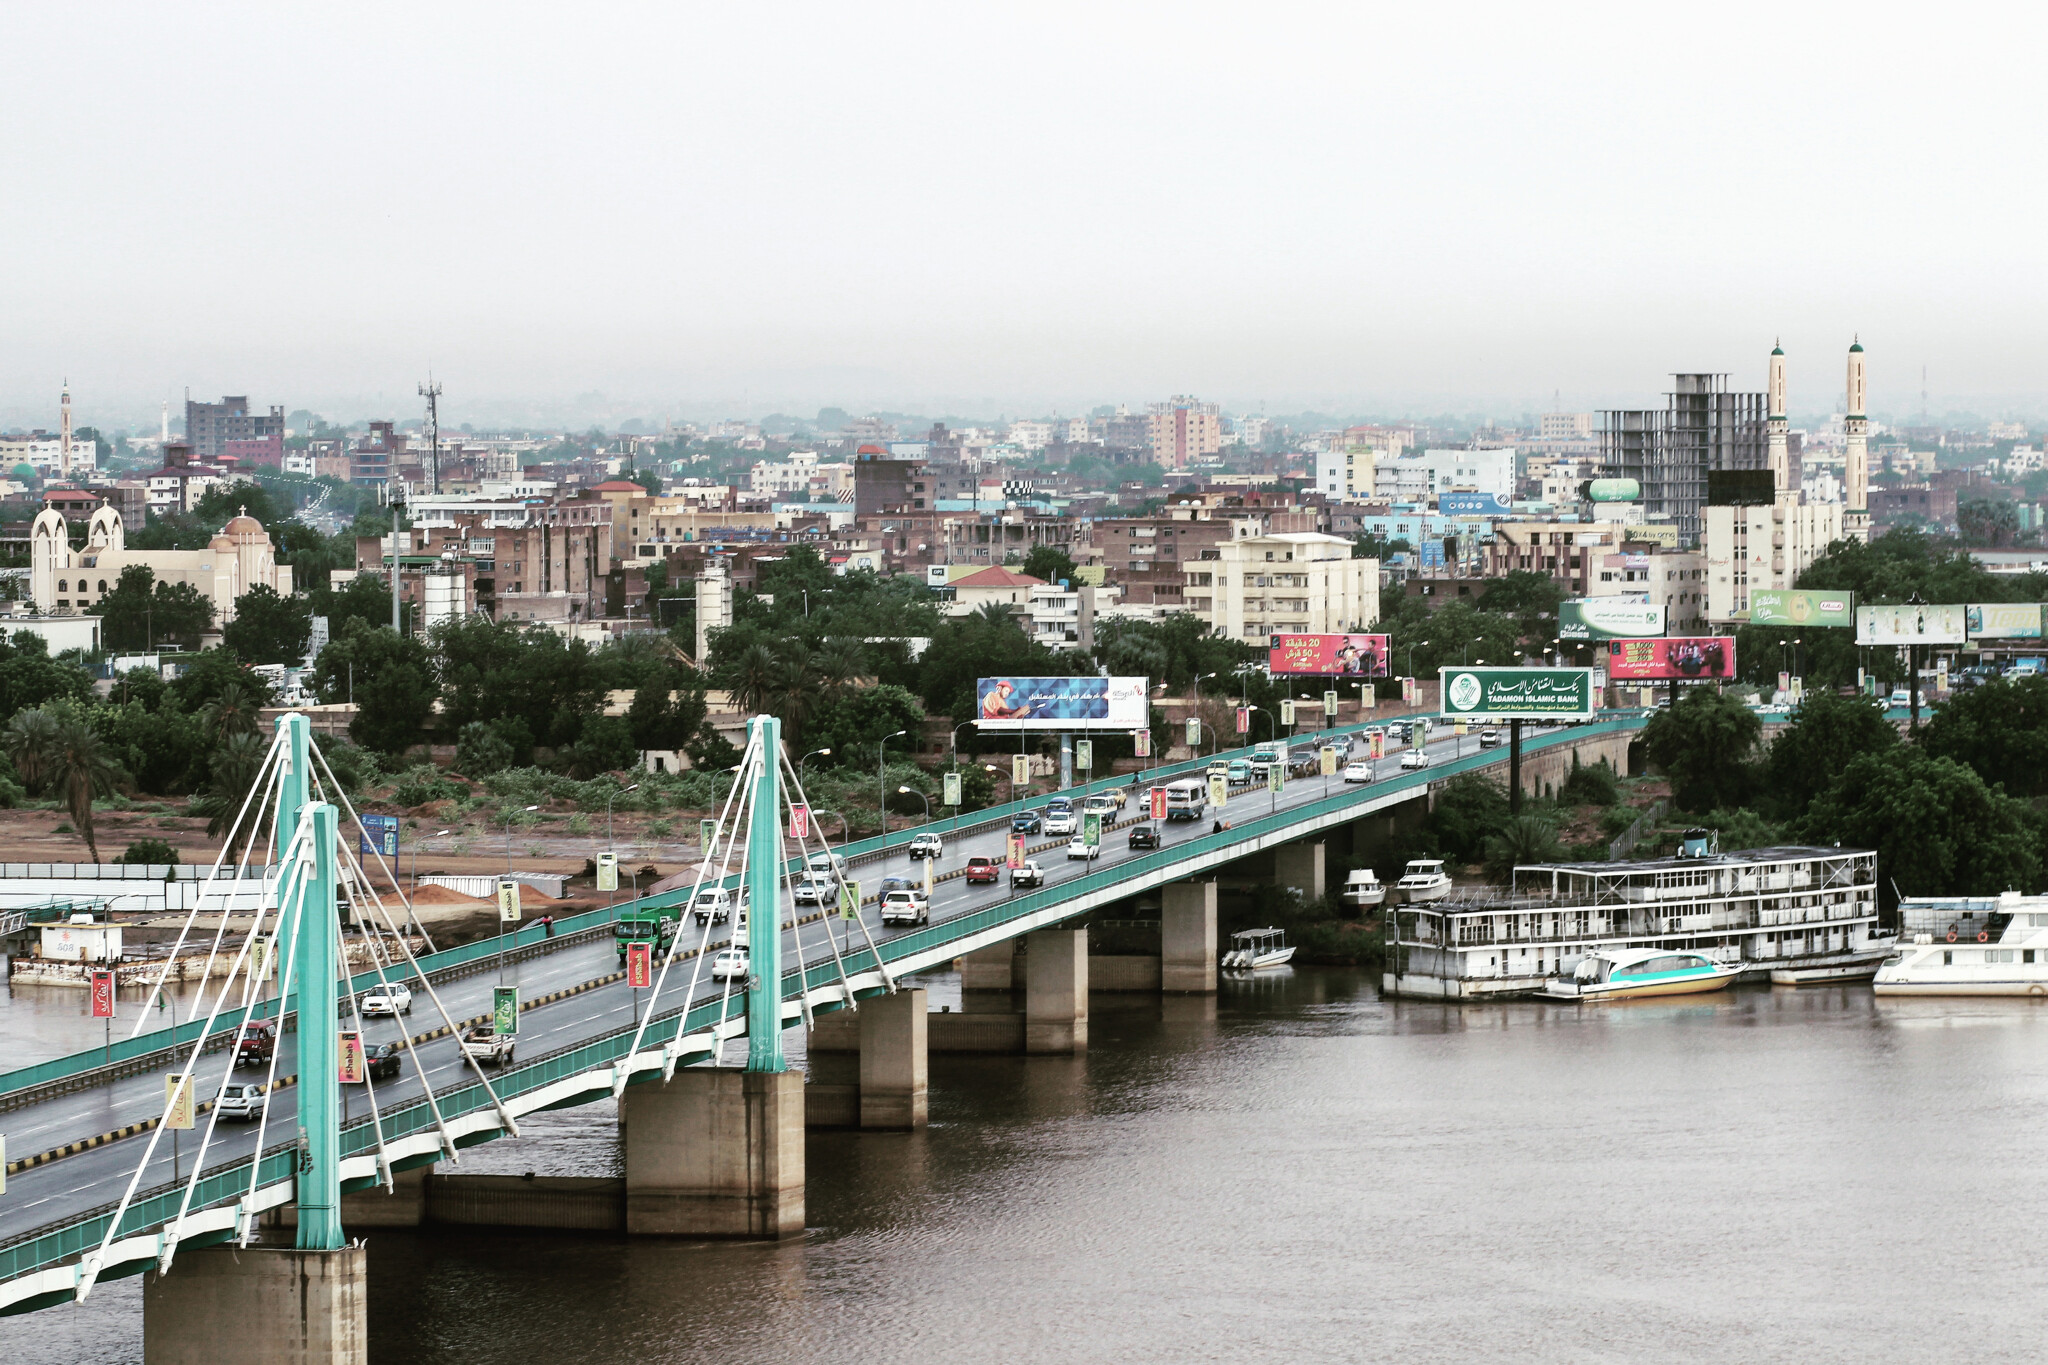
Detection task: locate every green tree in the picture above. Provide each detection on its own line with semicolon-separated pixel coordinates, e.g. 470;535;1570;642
10;708;127;861
1798;749;2042;909
169;649;275;712
433;616;604;750
118;838;179;866
0;630;93;715
95;565;217;650
1485;813;1565;885
222;584;312;665
194;733;270;860
1428;772;1511;863
1957;497;2021;548
626;665;711;752
1021;544;1080;586
1916;675;2048;798
90;697;207;794
1641;687;1762;813
311;620;436;755
1761;691;1900;817
454;721;515;777
806;684;926;772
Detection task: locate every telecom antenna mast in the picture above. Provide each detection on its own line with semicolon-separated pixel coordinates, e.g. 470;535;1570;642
419;378;443;495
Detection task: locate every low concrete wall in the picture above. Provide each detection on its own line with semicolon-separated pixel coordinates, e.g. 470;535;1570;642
1089;953;1161;991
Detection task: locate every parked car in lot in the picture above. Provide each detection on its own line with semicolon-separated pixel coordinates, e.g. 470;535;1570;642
1343;761;1373;784
881;889;930;926
1400;748;1431;770
1066;836;1102;861
908;832;944;860
964;856;999;884
1043;809;1077;836
1011;809;1044;834
216;1082;267;1121
460;1026;515;1067
1478;729;1503;749
235;1022;276;1069
1128;825;1160;849
360;983;412;1017
1010;859;1045;887
353;1041;404;1083
710;946;750;981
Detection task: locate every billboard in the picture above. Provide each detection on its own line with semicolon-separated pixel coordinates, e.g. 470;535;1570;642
1857;604;1967;646
359;813;399;858
1605;637;1737;682
976;676;1148;730
1559;600;1666;641
1439;492;1511;517
1967;603;2047;640
1749;589;1854;628
1440;667;1596;720
1707;469;1777;506
1267;633;1391;677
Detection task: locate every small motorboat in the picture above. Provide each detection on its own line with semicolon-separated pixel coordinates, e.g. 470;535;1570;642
1340;868;1386;910
1395;859;1453;904
1540;947;1739;1001
1221;928;1296;971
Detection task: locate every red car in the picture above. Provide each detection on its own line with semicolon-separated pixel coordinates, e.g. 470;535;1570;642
964;856;999;884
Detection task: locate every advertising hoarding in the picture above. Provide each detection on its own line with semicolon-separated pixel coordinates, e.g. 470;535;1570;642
1208;773;1229;808
1074;740;1092;771
840;881;862;919
976;676;1148;730
497;879;522;923
626;942;652;989
1134;728;1151;758
1267;633;1391;677
339;1031;365;1083
91;971;115;1018
1439;491;1512;517
1439;668;1596;719
1279;700;1294;726
943;771;961;806
358;814;399;858
1856;604;1968;646
165;1074;195;1130
1748;589;1855;627
1149;786;1169;820
1605;637;1738;682
596;852;618;892
1966;603;2047;640
1185;717;1200;748
1559;600;1666;640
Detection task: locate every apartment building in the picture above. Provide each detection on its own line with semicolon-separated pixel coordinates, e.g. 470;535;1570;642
378;495;614;624
184;396;285;465
1481;520;1641;598
1702;499;1845;623
1091;513;1236;609
1183;532;1378;642
1315;446;1376;501
1149;397;1223;469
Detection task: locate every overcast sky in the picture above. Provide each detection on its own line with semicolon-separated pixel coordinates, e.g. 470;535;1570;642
6;3;2047;431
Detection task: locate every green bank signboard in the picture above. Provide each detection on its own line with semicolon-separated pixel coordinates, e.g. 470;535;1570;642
1748;589;1855;627
1439;667;1596;720
1559;599;1666;640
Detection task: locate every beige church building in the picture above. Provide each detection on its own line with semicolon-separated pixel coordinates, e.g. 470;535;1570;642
29;506;293;620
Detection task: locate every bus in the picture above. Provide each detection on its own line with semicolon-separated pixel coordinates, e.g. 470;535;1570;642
1161;778;1207;822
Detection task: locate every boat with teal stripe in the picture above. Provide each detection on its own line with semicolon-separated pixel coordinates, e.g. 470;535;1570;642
1539;946;1739;1001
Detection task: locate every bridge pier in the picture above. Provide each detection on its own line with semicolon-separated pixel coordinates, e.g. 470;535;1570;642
958;941;1015;991
622;1068;804;1238
1161;880;1217;993
1025;929;1088;1053
143;1244;367;1365
860;987;929;1129
1275;840;1326;901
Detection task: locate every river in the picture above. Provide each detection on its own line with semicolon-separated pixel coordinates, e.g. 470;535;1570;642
6;968;2047;1363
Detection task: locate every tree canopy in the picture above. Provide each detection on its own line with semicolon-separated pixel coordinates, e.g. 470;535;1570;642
1641;687;1761;813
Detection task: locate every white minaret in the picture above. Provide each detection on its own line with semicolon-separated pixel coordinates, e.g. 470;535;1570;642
160;400;169;446
1767;342;1789;495
59;380;73;480
1845;337;1870;538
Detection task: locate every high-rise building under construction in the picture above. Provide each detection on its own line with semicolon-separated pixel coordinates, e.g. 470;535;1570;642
1600;374;1768;546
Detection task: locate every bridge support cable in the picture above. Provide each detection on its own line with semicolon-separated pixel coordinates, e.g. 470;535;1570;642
239;843;312;1244
342;876;462;1166
310;740;437;953
129;727;288;1035
616;727;761;1093
79;810;313;1299
333;905;392;1191
774;748;871;1005
706;761;758;1065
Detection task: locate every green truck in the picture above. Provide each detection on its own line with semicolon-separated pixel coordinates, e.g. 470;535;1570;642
614;906;681;964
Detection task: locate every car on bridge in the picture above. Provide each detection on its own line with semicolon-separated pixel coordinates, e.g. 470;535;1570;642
1066;836;1102;861
235;1022;276;1068
1128;825;1160;850
216;1082;266;1122
1081;794;1118;818
964;856;1000;884
1343;761;1373;784
1010;859;1045;887
881;888;930;926
1101;787;1130;809
909;832;944;860
1400;748;1431;770
792;872;839;906
461;1026;515;1067
1226;759;1253;784
359;983;413;1017
1479;729;1503;748
1011;809;1044;834
710;946;750;981
1043;809;1077;836
352;1041;404;1083
692;887;745;926
806;850;849;879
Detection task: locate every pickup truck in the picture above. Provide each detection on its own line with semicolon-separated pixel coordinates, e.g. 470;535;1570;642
1010;859;1045;888
360;983;413;1017
880;888;930;926
460;1025;516;1067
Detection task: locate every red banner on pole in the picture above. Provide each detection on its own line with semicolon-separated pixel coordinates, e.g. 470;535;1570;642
627;941;652;989
1235;707;1251;735
790;804;810;840
339;1031;365;1084
1149;786;1168;820
91;971;115;1019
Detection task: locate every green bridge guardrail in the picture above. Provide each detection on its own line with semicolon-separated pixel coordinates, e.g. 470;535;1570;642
0;713;1648;1290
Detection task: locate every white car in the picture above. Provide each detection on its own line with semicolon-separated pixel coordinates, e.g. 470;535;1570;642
1065;836;1102;861
692;887;744;925
710;946;750;981
1042;811;1077;836
908;832;944;860
215;1081;266;1122
792;873;837;906
359;984;412;1017
1400;749;1431;770
1342;761;1373;785
880;888;930;926
1887;689;1912;708
1010;859;1045;887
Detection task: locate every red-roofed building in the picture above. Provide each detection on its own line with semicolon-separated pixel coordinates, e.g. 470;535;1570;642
943;566;1045;615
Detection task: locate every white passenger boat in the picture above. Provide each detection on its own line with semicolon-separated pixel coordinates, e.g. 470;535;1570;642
1340;868;1386;910
1874;893;2048;996
1395;859;1453;904
1221;928;1296;971
1539;946;1739;1001
1770;935;1897;985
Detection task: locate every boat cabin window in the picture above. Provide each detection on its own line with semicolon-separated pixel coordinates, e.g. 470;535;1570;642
1987;950;2015;964
1614;954;1703;977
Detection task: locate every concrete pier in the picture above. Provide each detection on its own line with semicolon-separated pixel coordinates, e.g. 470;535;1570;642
1275;840;1326;900
143;1245;367;1365
622;1068;804;1238
958;941;1015;990
1161;880;1218;993
859;987;929;1129
1025;928;1088;1053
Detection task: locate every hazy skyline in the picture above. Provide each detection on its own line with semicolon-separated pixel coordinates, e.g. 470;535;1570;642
8;4;2048;431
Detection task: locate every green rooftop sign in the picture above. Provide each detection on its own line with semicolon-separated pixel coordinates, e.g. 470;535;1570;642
1439;667;1595;720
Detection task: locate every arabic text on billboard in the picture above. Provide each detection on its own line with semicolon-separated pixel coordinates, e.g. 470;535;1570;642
1267;633;1391;677
976;676;1148;730
1605;637;1738;682
1748;589;1854;627
1966;603;2047;640
1856;604;1968;646
1559;600;1666;640
1439;668;1595;719
1439;492;1511;517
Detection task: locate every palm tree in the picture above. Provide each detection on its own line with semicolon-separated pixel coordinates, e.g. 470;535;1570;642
974;601;1019;632
4;707;61;793
45;717;126;863
200;682;262;745
730;643;781;715
196;733;270;861
815;638;866;693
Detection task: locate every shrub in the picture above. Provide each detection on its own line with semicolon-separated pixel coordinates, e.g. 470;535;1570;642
118;838;179;865
454;722;515;778
387;764;466;808
1556;753;1621;807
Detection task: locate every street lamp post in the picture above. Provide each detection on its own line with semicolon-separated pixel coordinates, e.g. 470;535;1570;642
949;721;977;767
800;748;831;782
499;804;538;981
879;730;908;849
1405;639;1429;677
603;785;638;920
897;785;931;825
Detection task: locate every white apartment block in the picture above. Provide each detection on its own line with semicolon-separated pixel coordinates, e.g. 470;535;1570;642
1374;448;1516;505
1540;412;1595;441
1233;415;1269;449
1008;420;1055;451
0;433;95;476
749;451;852;499
1315;447;1375;501
1703;499;1846;623
1183;532;1378;642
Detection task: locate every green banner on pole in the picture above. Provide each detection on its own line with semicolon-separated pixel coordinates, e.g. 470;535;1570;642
493;985;519;1035
944;770;962;806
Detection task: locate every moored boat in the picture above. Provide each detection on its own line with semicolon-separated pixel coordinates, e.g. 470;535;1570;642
1221;928;1296;971
1539;946;1739;1001
1340;868;1386;910
1771;936;1897;985
1874;893;2048;996
1395;859;1452;904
